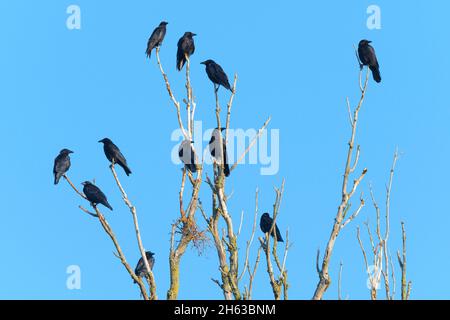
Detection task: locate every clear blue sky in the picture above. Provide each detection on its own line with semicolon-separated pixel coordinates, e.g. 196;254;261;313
0;0;448;300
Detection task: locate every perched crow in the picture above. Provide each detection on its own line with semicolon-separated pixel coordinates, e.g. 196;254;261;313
134;251;155;283
82;181;113;211
358;40;381;83
201;60;232;91
178;140;197;173
260;213;284;242
176;32;196;71
146;21;168;58
99;138;132;176
53;149;73;185
209;128;230;177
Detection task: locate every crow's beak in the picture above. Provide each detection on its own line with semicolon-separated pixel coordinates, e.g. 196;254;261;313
68;150;74;154
98;140;103;143
192;33;197;36
368;40;372;43
200;61;206;65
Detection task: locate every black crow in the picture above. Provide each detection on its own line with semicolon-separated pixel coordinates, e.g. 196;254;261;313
82;181;113;211
134;251;155;283
209;128;230;177
178;140;197;173
201;60;232;91
146;21;168;58
260;212;284;242
99;138;132;176
358;40;381;83
53;149;73;185
176;32;196;71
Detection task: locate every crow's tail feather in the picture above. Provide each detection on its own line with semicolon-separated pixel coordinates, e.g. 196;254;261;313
177;57;185;71
105;202;113;211
370;66;381;83
276;230;284;242
122;164;132;176
54;174;61;185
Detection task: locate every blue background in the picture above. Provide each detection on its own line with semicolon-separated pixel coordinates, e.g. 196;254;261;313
0;0;447;299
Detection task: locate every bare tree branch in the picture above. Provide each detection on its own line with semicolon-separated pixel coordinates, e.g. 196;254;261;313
356;150;405;300
261;181;290;300
63;174;87;200
109;162;157;299
244;246;262;300
155;47;189;140
238;188;259;282
313;67;370;300
230;117;271;172
64;176;149;299
398;222;411;300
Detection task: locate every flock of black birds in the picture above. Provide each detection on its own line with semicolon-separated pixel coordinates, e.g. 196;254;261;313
53;20;381;282
53;138;131;212
145;21;233;90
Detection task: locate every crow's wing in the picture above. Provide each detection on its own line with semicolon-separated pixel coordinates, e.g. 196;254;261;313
54;154;70;174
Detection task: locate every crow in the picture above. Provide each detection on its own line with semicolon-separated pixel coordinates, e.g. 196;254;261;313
178;140;197;173
146;21;168;59
134;251;155;283
201;60;232;91
260;212;284;242
53;149;73;185
209;128;230;177
82;181;113;211
99;138;132;176
358;40;381;83
176;32;196;71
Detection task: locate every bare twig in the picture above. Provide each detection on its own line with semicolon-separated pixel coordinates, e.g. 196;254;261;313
63;174;87;200
155;47;189;140
238;188;259;282
338;261;343;300
230;117;271;172
79;205;98;218
225;75;238;144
